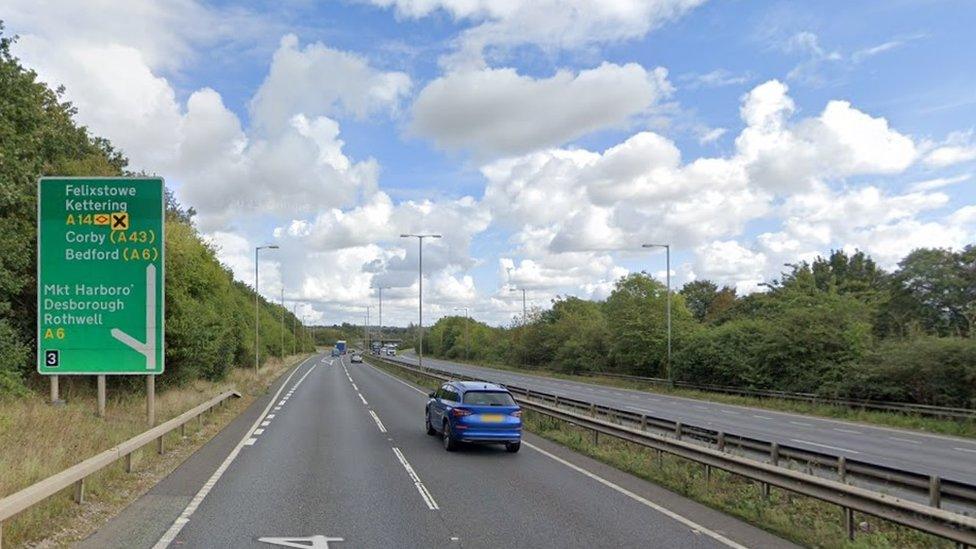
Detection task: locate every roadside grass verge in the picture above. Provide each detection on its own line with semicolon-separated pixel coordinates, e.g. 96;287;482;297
0;354;310;548
419;355;976;439
367;357;953;549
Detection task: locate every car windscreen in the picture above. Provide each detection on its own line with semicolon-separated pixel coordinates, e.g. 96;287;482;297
463;391;516;406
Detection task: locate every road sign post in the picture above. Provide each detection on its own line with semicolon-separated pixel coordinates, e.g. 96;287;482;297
37;178;165;413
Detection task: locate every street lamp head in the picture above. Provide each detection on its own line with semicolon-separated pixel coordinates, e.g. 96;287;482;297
400;234;412;238
642;243;664;248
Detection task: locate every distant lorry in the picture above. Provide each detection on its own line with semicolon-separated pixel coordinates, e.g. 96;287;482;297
335;340;347;355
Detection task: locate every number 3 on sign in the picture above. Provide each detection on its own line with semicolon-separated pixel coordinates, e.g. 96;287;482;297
44;328;65;339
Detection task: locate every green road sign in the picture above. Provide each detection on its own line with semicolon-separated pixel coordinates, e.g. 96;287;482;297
37;177;164;375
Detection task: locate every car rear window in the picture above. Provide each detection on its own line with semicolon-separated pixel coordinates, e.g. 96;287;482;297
463;391;516;406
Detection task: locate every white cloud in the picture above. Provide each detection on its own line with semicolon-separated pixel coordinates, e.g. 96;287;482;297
370;0;705;68
924;132;976;168
736;80;916;192
679;68;750;89
411;63;672;157
697;127;727;144
250;34;412;135
907;173;971;192
476;79;945;296
692;240;768;293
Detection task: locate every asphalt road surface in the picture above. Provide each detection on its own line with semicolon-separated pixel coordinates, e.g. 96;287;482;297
83;352;794;548
393;352;976;486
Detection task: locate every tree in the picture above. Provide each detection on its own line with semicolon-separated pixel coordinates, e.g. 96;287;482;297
681;280;718;322
880;248;974;337
680;279;737;322
604;273;696;376
0;23;127;392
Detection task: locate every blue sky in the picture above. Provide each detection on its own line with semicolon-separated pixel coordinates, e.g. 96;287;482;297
6;0;975;325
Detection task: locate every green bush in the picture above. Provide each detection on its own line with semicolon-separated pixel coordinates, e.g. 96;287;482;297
836;337;976;407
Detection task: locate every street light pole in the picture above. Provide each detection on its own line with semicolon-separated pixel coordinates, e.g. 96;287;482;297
254;245;279;372
291;303;298;355
376;286;388;349
454;307;469;361
365;306;371;352
509;287;527;325
642;243;671;385
401;234;442;372
280;287;284;359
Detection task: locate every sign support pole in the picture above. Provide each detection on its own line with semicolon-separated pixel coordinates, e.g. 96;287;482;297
50;376;59;404
96;375;106;417
147;375;155;426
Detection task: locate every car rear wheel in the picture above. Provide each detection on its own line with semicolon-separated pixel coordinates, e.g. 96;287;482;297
505;441;521;453
425;412;437;436
442;422;458;451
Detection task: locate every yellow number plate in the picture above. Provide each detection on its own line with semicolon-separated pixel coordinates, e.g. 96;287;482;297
481;414;504;422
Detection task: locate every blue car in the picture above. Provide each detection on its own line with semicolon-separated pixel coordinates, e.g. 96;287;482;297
426;381;522;453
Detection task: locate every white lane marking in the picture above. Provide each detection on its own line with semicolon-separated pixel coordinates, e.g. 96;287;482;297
358;393;368;405
890;436;921;445
719;410;739;415
789;421;813;427
693;405;709;410
790;439;860;454
833;428;861;434
259;535;344;548
351;383;359;391
523;441;746;549
392;447;439;510
278;400;286;406
154;357;318;548
274;406;281;411
954;447;976;454
266;414;275;419
254;428;265;435
752;415;773;420
368;410;388;433
261;421;271;427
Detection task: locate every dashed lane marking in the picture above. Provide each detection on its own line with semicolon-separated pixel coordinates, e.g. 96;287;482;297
392;447;439;510
790;439;860;454
369;410;388;433
890;436;921;445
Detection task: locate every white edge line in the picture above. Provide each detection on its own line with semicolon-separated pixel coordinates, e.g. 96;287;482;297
790;438;860;454
954;447;976;454
522;441;746;549
153;356;318;548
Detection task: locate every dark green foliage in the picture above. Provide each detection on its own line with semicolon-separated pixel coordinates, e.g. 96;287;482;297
681;280;736;322
673;290;872;392
0;25;128;393
836;337;976;407
877;247;976;338
0;23;312;395
604;273;697;376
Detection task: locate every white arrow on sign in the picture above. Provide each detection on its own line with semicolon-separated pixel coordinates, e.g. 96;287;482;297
111;263;157;370
258;535;345;548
